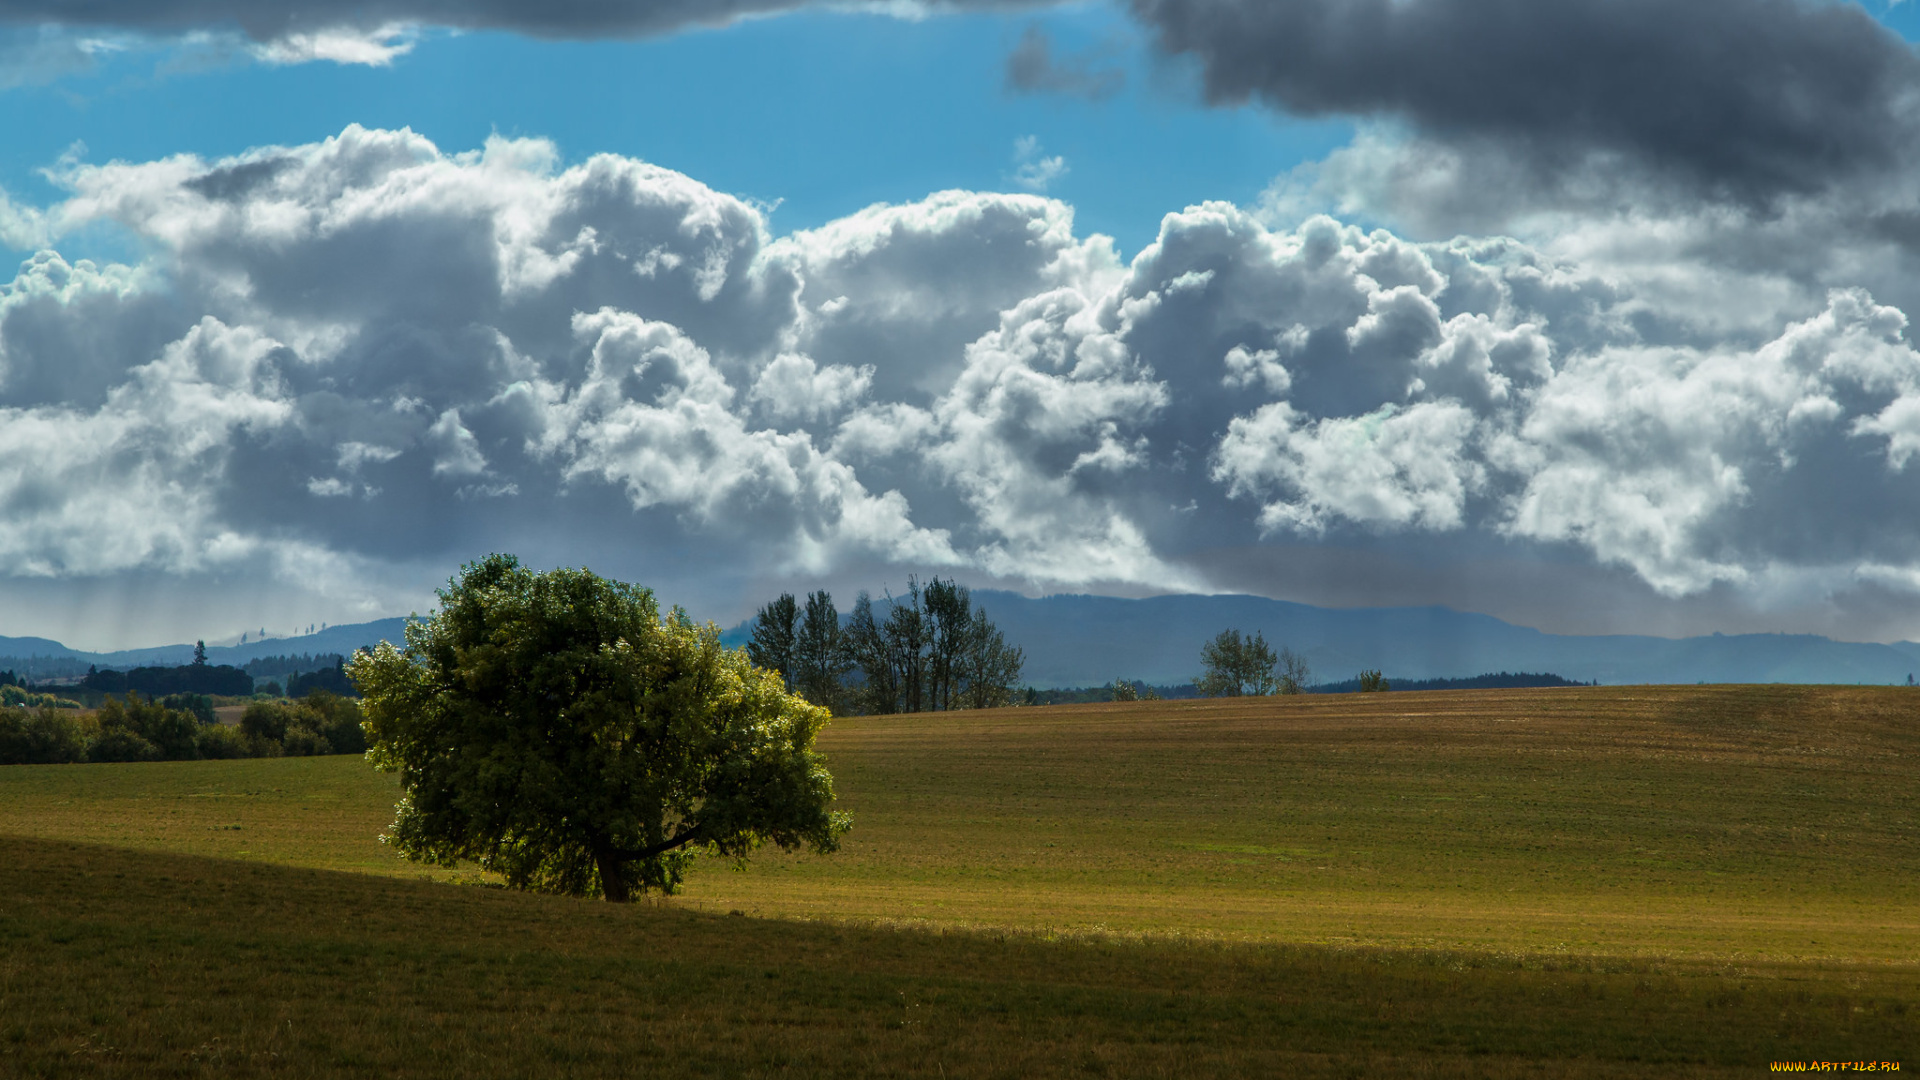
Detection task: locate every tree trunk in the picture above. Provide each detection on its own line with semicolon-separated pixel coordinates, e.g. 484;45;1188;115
594;844;631;903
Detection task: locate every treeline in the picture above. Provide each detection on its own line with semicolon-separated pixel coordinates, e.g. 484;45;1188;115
1309;671;1594;693
243;653;347;680
0;684;83;710
286;659;355;698
0;670;84;710
80;663;252;697
0;692;366;765
0;656;91;681
746;577;1024;714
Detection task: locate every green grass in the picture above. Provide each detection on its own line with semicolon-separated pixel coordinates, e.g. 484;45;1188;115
1;685;1916;1075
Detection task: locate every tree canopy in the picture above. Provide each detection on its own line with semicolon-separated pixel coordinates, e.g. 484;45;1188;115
349;555;849;902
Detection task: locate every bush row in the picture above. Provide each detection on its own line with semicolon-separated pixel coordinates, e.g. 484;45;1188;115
0;684;83;710
0;691;366;765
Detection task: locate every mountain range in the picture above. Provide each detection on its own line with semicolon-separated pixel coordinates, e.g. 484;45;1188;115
7;596;1919;688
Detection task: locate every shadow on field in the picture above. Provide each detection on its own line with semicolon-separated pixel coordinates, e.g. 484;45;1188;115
1;835;1910;1078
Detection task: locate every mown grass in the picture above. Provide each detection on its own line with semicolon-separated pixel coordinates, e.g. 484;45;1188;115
1;685;1915;1075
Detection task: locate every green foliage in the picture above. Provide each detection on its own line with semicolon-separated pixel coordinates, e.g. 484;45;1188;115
0;684;82;710
1110;678;1138;702
240;692;364;757
86;725;162;763
160;692;216;725
1357;669;1389;693
193;722;252;759
1197;629;1280;696
95;695;201;761
301;689;368;754
0;708;88;764
241;700;292;743
281;725;333;756
0;686;360;767
349;554;850;902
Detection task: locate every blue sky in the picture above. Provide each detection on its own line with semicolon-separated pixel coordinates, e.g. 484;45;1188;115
9;0;1920;650
0;6;1350;263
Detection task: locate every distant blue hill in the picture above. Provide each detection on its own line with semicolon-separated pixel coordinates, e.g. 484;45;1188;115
0;618;414;675
721;591;1920;689
9;595;1919;689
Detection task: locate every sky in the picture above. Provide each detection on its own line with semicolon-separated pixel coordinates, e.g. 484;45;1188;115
6;0;1920;649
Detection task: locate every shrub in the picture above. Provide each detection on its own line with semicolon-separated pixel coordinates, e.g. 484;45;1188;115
299;690;367;754
194;723;252;760
98;696;201;761
240;701;293;744
281;725;333;756
0;707;88;764
88;727;161;763
0;685;84;710
159;693;216;725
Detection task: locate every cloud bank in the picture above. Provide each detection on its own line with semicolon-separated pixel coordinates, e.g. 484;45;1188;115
7;123;1920;639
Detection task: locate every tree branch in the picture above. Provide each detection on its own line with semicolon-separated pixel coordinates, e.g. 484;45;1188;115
613;823;705;861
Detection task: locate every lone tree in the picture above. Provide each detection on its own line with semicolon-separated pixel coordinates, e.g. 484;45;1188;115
349;555;849;902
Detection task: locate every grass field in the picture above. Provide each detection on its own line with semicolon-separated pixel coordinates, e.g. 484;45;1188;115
2;685;1915;1075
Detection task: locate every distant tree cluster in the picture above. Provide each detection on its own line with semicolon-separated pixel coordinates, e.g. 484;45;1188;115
0;690;366;765
1197;630;1312;696
1015;683;1193;705
286;659;356;698
0;656;92;681
81;643;253;698
1107;679;1161;702
747;577;1025;714
243;653;348;680
1309;671;1592;693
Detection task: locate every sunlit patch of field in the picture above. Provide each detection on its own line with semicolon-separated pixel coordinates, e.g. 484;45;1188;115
1;685;1914;1075
674;685;1920;963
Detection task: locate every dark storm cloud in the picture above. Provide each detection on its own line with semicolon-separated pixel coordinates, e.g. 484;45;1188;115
1004;24;1125;100
1131;0;1920;204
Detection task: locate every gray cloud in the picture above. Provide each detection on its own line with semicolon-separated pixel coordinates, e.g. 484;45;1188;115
1134;0;1920;207
1005;24;1125;100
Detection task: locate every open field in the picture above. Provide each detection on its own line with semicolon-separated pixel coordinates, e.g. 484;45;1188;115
1;685;1915;1074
